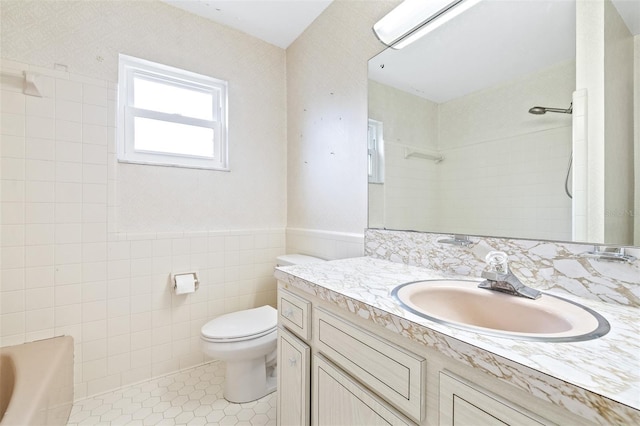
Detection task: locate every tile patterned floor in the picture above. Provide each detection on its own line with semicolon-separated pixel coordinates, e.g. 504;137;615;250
67;362;276;425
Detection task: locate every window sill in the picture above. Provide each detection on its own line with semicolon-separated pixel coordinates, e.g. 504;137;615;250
117;158;231;172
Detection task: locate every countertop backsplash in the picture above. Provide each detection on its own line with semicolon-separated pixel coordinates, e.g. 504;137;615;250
365;229;640;307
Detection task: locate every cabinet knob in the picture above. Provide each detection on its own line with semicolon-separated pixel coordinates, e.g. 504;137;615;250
289;357;297;367
283;308;294;318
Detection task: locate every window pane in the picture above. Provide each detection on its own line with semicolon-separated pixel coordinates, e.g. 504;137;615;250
134;117;215;158
133;75;214;120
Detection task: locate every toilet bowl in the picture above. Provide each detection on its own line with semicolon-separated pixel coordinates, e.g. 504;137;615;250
200;305;278;403
200;253;325;403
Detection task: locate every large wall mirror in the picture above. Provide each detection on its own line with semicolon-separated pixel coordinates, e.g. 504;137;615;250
368;0;639;245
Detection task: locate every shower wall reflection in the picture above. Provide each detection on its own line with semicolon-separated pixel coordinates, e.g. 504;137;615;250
369;60;575;241
368;0;638;245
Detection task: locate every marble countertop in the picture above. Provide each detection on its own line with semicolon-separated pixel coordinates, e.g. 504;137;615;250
274;256;640;425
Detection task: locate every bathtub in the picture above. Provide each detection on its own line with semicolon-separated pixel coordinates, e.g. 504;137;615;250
0;336;74;426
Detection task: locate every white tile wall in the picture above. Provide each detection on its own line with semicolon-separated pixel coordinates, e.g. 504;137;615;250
437;127;573;241
1;61;286;399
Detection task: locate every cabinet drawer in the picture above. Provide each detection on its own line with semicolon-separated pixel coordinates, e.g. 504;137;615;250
315;309;426;423
278;288;311;341
439;371;553;426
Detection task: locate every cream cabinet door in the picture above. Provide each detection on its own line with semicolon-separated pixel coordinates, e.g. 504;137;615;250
313;355;414;426
277;328;310;426
439;371;553;426
315;309;425;422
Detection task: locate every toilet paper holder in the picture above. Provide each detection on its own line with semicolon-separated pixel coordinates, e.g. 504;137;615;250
172;272;200;292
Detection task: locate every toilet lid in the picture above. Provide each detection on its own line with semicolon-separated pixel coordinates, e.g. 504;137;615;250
201;305;277;341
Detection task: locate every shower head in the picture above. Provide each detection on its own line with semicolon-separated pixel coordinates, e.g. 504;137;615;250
528;106;548;115
528;103;573;115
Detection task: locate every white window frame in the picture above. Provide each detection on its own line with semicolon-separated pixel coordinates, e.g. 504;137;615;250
368;119;385;184
117;54;229;170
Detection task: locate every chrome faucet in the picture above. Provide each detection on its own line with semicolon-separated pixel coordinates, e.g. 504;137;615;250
478;251;541;300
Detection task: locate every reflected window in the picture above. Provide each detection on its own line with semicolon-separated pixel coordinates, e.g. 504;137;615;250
368;119;384;184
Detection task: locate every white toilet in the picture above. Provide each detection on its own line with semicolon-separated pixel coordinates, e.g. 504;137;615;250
200;254;324;403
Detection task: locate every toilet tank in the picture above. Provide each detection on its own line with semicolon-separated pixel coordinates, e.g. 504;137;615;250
276;254;325;266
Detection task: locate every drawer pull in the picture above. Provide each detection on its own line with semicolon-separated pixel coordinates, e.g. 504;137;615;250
289;356;297;367
283;308;294;318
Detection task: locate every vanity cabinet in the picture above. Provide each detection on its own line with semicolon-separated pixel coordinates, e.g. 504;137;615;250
277;287;422;425
277;284;587;426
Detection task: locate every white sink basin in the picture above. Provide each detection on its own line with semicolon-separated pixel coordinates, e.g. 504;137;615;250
392;280;610;342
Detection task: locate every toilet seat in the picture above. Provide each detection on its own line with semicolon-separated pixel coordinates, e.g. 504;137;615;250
201;305;277;343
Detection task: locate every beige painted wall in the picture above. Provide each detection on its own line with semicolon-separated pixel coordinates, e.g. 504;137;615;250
438;61;575;150
285;0;399;235
1;0;287;232
0;0;286;399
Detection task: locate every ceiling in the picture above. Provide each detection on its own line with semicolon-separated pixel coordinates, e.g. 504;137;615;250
161;0;638;53
161;0;333;49
613;0;640;35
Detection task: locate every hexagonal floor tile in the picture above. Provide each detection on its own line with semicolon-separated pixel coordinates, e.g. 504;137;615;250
66;361;279;426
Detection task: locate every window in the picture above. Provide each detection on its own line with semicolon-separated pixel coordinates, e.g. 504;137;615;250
117;54;228;170
368;119;384;183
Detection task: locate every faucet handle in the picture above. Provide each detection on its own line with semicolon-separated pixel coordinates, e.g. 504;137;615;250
485;251;509;274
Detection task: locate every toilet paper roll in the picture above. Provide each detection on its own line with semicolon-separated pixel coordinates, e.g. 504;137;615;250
174;273;196;295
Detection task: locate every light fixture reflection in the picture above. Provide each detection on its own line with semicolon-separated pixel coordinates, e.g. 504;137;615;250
373;0;482;49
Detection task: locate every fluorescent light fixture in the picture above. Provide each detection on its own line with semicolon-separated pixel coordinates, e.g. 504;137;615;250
373;0;482;49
